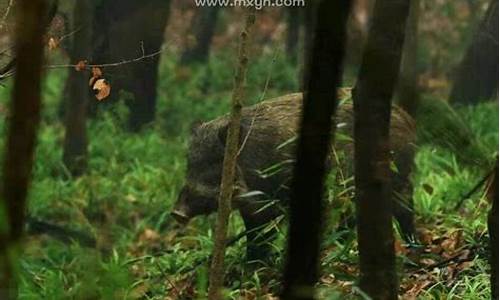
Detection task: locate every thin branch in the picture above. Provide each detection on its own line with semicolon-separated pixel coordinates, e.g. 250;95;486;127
0;0;14;30
207;7;256;300
0;43;169;80
237;48;279;157
46;47;164;69
454;165;497;210
57;26;82;43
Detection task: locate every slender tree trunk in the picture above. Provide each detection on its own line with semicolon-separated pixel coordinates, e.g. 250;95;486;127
397;0;419;117
62;0;93;176
281;1;351;299
449;0;498;105
488;160;499;300
180;7;220;65
207;8;256;300
286;7;300;63
353;0;411;298
0;0;46;298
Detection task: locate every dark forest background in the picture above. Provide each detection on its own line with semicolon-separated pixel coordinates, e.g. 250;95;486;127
0;0;498;299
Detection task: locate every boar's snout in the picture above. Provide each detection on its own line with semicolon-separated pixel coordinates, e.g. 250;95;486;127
171;184;220;225
171;187;193;225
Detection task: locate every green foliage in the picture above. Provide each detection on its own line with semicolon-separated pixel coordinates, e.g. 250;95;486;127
416;97;496;169
0;47;497;299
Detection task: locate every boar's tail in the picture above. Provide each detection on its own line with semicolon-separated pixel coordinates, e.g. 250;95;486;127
414;97;494;170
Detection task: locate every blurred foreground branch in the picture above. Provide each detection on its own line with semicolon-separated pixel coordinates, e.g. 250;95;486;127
0;0;46;298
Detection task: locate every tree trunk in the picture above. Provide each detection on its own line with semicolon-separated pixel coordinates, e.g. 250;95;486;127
449;0;498;105
397;0;419;117
0;0;46;298
299;2;314;90
353;0;411;298
281;1;351;299
180;7;220;65
207;8;256;300
62;0;93;177
89;0;171;131
488;160;499;300
286;7;300;63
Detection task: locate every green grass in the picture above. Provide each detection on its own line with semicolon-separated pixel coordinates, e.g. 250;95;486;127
0;50;497;299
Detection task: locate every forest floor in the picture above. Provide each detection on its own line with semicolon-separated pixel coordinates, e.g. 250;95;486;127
0;52;497;299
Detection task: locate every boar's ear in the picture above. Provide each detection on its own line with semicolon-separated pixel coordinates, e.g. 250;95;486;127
217;121;244;147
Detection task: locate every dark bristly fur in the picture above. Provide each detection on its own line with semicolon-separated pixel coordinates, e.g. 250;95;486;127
172;93;416;259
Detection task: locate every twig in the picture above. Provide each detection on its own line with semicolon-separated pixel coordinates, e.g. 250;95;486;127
155;261;181;298
421;246;479;271
46;47;164;69
237;48;279;157
57;26;82;43
0;43;169;80
208;7;256;299
454;165;497;210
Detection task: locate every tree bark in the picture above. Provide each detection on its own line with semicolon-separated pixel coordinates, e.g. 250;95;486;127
0;0;46;298
353;0;411;299
281;1;351;299
89;0;171;131
286;7;300;63
299;1;314;90
207;8;256;300
449;0;498;105
62;0;93;177
397;0;419;117
180;7;220;65
488;160;499;300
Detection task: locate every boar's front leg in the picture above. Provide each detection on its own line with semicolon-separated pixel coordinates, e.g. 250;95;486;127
238;199;282;263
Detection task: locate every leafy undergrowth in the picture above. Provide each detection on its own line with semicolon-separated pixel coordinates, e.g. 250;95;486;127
0;52;497;299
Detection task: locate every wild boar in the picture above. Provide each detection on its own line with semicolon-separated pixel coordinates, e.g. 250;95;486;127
171;92;416;260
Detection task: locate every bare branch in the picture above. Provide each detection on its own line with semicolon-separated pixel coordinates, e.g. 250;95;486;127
0;43;171;80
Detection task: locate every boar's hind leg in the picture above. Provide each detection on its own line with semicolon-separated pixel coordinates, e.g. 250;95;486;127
239;201;281;263
392;146;416;243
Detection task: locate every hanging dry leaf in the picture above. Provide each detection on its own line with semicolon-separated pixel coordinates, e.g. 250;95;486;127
91;67;102;78
89;67;103;87
89;76;97;87
93;79;111;101
75;60;87;71
48;37;59;51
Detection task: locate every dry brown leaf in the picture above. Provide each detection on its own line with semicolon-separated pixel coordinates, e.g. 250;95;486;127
418;229;436;246
89;67;103;87
88;76;97;87
395;239;410;255
420;258;437;266
457;260;474;271
75;60;87;71
405;278;433;298
140;228;160;242
93;79;111;101
440;230;463;254
91;67;102;78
